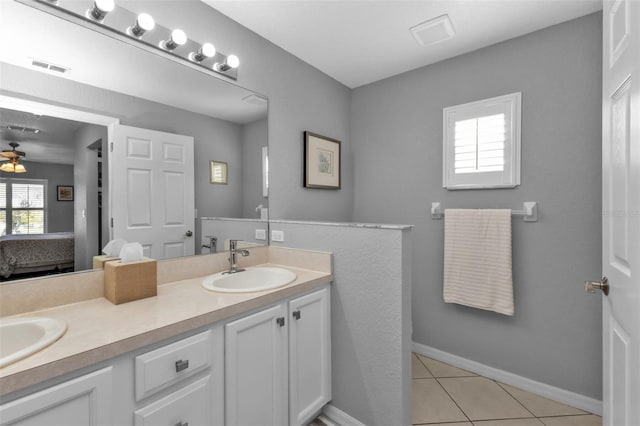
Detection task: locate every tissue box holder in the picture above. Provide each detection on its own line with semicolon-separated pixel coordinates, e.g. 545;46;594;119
93;255;120;269
104;258;157;305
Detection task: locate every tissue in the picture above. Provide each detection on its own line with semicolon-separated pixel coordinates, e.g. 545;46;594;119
102;239;127;257
118;242;144;263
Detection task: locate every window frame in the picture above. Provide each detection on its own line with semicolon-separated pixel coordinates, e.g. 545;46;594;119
0;178;48;235
442;92;522;190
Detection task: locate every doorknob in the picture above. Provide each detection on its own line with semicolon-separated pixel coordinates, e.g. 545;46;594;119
585;277;609;296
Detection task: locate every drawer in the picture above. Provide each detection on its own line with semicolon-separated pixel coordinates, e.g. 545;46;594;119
134;375;213;426
135;330;212;401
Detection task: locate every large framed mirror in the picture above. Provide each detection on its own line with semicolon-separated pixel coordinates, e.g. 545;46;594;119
0;0;268;282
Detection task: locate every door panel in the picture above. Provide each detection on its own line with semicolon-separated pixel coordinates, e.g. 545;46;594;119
602;0;639;424
111;124;195;259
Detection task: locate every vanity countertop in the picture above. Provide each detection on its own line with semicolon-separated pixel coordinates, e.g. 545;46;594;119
0;254;332;396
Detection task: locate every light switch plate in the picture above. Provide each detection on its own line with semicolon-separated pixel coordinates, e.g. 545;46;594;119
255;229;266;240
271;230;284;242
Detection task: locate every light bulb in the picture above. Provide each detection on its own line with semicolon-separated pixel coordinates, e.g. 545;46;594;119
162;29;187;50
87;0;115;21
129;13;155;37
216;54;240;72
190;43;216;62
226;54;240;69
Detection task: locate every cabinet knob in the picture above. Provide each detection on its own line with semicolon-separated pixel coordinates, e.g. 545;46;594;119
175;422;189;426
293;310;301;320
175;359;190;372
276;317;285;327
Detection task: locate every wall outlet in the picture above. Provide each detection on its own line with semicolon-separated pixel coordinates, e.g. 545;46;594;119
255;229;267;240
271;230;285;242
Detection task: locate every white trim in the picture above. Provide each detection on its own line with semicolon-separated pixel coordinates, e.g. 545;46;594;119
412;342;602;416
321;404;366;426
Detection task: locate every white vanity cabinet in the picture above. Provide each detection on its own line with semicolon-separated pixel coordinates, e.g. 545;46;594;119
225;286;331;426
0;367;113;426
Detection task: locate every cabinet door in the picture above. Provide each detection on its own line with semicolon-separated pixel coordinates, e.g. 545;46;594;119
289;287;331;426
0;367;112;426
225;304;288;426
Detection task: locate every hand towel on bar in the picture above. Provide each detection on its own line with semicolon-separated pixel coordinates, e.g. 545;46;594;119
443;209;514;316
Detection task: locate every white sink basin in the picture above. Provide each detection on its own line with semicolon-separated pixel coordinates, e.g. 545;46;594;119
0;317;67;368
202;266;297;293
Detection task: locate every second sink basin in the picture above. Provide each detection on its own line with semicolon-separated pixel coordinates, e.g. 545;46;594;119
202;266;297;293
0;317;67;368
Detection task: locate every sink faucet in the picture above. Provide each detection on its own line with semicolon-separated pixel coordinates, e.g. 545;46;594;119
226;239;250;274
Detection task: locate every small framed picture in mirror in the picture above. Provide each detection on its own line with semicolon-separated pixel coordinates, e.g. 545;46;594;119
210;161;228;185
57;185;74;201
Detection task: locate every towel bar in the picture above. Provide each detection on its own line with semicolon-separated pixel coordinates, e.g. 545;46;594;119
430;202;538;222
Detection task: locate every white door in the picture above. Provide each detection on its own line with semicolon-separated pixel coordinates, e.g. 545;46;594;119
225;304;288;426
289;287;331;426
600;0;640;425
111;124;195;260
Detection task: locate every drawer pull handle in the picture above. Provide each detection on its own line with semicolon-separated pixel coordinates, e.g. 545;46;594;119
175;359;190;372
175;422;189;426
293;310;301;320
276;317;285;327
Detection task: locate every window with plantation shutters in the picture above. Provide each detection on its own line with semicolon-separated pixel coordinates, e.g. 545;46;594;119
0;179;47;235
443;92;521;189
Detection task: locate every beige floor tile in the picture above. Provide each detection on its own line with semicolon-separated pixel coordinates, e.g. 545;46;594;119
539;415;602;426
438;377;534;421
499;383;587;417
473;419;544;426
413;353;433;378
417;355;477;378
425;423;472;426
413;379;468;424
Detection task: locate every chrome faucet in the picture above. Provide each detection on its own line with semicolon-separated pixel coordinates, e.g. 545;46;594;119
226;239;250;274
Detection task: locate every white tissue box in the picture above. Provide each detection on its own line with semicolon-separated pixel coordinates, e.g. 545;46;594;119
104;258;157;305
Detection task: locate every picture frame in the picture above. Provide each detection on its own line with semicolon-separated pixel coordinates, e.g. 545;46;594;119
304;131;341;189
210;160;228;184
57;185;74;201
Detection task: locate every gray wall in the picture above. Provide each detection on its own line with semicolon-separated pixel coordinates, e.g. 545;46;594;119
4;162;74;233
270;221;412;426
350;13;603;399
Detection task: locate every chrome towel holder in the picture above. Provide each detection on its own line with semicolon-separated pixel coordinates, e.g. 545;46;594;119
430;201;538;222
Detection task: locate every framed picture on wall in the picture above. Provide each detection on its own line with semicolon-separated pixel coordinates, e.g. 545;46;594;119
304;131;341;189
210;160;228;184
57;185;74;201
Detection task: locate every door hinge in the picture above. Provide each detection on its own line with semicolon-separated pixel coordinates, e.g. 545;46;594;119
110;217;114;228
110;142;114;152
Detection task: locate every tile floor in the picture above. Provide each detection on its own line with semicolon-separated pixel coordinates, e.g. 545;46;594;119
412;353;602;426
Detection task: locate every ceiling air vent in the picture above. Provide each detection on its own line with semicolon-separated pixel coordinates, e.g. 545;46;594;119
31;58;70;74
242;94;268;106
410;14;456;47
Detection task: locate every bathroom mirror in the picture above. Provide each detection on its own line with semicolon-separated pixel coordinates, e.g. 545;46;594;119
0;1;268;281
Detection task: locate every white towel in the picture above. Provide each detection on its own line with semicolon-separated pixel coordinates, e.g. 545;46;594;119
443;209;514;316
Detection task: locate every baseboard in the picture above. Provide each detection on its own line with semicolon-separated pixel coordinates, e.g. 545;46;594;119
412;342;603;416
322;404;366;426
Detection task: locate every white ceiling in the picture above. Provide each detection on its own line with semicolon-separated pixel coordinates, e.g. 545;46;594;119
204;0;602;88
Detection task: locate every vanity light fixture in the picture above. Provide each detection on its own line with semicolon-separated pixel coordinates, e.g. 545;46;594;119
128;13;155;38
190;42;216;63
87;0;115;21
161;29;187;51
29;0;240;80
214;54;239;72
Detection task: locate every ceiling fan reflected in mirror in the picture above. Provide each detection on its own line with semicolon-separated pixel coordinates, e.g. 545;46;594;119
0;142;27;173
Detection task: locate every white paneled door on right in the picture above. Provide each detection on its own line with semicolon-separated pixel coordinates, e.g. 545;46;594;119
111;124;195;260
601;0;640;425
